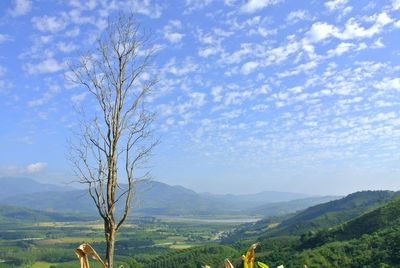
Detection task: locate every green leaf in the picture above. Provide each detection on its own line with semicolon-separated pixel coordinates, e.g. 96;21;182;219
257;262;269;268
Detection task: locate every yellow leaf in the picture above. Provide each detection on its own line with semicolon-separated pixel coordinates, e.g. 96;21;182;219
75;243;107;268
242;243;260;268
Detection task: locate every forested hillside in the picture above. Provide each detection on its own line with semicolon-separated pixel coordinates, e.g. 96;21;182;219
228;194;400;268
268;190;399;236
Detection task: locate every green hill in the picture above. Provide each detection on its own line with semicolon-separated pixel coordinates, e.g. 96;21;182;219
223;190;398;243
272;190;399;235
300;195;400;248
291;196;400;267
244;194;400;268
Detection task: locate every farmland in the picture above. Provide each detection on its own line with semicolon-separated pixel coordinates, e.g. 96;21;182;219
0;217;242;268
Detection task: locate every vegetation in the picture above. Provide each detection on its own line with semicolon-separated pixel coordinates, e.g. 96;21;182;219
139;244;239;268
277;190;399;235
245;195;400;268
0;214;238;268
1;190;400;267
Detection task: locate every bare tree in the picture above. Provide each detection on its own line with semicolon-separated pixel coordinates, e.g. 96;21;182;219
68;14;157;268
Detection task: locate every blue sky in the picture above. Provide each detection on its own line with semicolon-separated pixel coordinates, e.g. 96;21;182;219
0;0;400;195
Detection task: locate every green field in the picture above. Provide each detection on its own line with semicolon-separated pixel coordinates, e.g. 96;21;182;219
0;217;240;268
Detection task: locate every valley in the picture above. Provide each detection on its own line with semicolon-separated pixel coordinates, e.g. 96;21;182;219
0;215;239;267
1;178;400;267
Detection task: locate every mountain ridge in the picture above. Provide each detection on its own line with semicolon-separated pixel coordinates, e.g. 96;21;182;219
0;177;330;217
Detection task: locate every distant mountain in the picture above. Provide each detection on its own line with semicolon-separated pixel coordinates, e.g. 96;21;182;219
200;191;311;209
0;177;324;217
0;180;232;215
0;177;73;198
249;196;340;217
133;181;236;215
0;205;92;222
0;189;94;214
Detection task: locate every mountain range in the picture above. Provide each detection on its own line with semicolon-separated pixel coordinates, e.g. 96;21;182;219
0;177;338;217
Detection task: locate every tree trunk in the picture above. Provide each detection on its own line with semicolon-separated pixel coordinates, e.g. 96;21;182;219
105;222;116;268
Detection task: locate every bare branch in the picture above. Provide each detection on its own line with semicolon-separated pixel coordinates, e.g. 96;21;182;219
67;13;158;268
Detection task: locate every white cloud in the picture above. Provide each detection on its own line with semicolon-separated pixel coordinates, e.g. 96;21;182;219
199;47;220;58
184;0;213;13
279;61;318;77
241;0;281;13
372;37;384;48
221;43;254;64
307;13;393;43
28;83;60;107
0;34;13;44
223;89;253;106
265;40;301;66
31;16;67;33
26;162;47;173
189;92;207;107
0;162;47;175
307;22;339;42
70;92;88;105
241;61;259;75
67;9;94;25
164;58;198;76
174;92;207;119
163;20;185;44
68;0;97;10
325;0;348;11
338;13;393;40
25;58;65;74
65;27;81;37
122;0;162;18
211;86;223;102
57;42;78;53
327;42;356;56
8;0;32;17
286;10;310;24
393;0;400;10
165;32;185;43
375;78;400;91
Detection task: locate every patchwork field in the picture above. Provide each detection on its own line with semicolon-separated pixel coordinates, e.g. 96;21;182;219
0;217;241;267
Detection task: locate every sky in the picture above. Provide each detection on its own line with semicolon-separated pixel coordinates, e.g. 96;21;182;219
0;0;400;195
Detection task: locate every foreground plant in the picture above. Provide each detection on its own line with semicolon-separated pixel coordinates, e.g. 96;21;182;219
75;243;106;268
203;243;275;268
76;242;290;268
